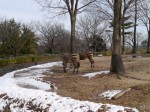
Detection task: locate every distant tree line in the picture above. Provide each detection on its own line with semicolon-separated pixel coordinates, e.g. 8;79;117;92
36;20;107;54
1;0;150;75
34;0;150;74
0;18;107;57
0;19;36;57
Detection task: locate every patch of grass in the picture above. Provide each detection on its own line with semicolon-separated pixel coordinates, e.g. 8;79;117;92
0;54;59;67
102;51;112;56
0;59;13;66
15;56;32;64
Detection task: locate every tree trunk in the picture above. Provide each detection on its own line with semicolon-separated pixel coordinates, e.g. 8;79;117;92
147;19;150;53
147;31;150;53
51;39;54;54
110;0;125;74
122;12;125;55
133;0;137;53
70;16;76;53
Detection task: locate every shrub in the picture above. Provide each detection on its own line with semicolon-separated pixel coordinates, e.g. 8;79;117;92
31;56;36;62
102;51;112;56
15;56;32;64
9;58;16;64
0;54;59;67
0;59;10;66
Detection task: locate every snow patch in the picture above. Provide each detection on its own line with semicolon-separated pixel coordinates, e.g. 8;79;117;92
0;62;139;112
82;70;110;78
99;90;122;99
97;54;103;57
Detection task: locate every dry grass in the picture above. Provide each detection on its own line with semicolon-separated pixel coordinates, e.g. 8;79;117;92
42;55;150;111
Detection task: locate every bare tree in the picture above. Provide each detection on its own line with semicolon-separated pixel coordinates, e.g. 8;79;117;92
35;0;97;53
90;0;135;54
122;0;134;54
77;14;107;51
38;22;57;54
89;0;114;21
125;32;145;52
132;0;138;53
37;22;71;53
55;25;71;53
111;0;125;74
138;0;150;53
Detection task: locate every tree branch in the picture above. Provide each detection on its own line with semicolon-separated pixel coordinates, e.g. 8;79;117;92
77;0;97;11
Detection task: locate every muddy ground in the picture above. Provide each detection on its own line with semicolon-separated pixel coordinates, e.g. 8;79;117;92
42;55;150;112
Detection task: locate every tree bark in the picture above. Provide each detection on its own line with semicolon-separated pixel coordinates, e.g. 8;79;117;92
147;19;150;53
70;16;76;53
133;0;137;53
66;0;78;53
110;0;125;74
122;12;125;55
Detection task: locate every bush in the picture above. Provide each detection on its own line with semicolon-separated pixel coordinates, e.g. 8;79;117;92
9;58;16;64
0;59;10;66
0;54;59;67
15;56;32;64
102;51;112;56
31;56;36;62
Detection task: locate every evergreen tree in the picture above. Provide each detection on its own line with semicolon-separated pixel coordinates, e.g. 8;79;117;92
89;35;107;52
21;25;37;54
121;15;134;54
6;19;21;57
0;19;37;57
109;15;134;54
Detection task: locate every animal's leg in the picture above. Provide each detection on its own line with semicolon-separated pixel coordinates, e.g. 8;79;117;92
70;62;73;68
76;62;80;73
76;67;79;73
90;62;94;68
73;68;75;73
93;61;95;68
74;63;78;73
73;63;75;73
63;62;67;73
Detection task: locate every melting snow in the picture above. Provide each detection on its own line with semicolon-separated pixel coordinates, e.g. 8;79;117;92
0;62;139;112
99;90;122;99
82;71;110;78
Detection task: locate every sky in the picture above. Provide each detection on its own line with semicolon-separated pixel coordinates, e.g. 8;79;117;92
0;0;44;23
0;0;70;29
0;0;147;35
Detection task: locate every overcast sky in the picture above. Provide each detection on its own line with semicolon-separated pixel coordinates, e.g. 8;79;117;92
0;0;70;29
0;0;45;23
0;0;147;35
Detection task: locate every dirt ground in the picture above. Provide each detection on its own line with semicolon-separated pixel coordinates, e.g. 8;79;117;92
42;55;150;112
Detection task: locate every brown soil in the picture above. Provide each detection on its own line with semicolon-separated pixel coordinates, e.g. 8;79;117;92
42;56;150;112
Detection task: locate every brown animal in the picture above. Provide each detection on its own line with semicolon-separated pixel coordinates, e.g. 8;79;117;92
61;53;80;73
61;53;72;73
71;53;80;73
86;52;94;68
